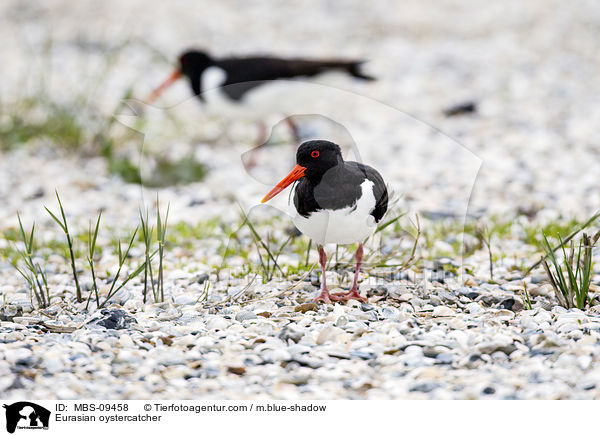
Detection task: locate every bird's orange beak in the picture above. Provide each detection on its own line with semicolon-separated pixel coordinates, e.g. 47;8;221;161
261;164;306;203
146;69;182;104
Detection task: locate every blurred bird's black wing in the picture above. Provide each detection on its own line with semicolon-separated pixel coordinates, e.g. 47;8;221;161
216;57;374;101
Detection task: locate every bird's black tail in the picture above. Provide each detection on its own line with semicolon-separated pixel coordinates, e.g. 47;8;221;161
345;61;375;81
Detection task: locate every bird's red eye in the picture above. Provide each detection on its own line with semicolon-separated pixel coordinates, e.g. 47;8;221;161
311;151;320;158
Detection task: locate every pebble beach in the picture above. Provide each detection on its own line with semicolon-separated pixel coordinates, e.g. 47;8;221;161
2;0;600;400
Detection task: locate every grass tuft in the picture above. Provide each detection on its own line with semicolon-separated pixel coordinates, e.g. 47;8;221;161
98;226;145;308
14;214;50;308
525;211;600;276
45;191;82;302
0;59;208;187
542;231;600;309
475;223;494;282
196;280;210;304
9;192;170;309
362;213;421;271
85;213;102;310
156;197;170;303
238;207;288;282
522;283;533;310
139;209;155;304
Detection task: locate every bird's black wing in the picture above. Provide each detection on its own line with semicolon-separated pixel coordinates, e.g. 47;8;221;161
216;57;373;101
296;161;388;222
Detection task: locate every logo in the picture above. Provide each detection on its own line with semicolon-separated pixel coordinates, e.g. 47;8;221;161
3;402;50;434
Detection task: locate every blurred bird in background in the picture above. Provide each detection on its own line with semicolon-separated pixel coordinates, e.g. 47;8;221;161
147;50;375;166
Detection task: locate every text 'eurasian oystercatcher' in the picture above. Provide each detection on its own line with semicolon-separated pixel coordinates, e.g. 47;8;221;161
261;140;388;304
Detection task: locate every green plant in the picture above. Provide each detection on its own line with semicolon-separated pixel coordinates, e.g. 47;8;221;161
0;96;84;151
362;213;421;271
0;41;208;187
139;209;155;304
525;211;600;275
12;210;157;310
13;214;51;308
98;226;148;308
475;223;494;281
522;218;581;251
239;208;287;282
196;280;210;304
85;213;102;310
142;156;208;187
156;198;170;302
522;283;533;310
45;191;82;302
138;199;170;304
374;212;406;235
542;232;600;309
304;239;312;268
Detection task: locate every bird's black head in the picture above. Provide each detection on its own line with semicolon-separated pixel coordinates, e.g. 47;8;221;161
178;50;215;97
261;140;343;203
147;50;215;104
296;140;343;181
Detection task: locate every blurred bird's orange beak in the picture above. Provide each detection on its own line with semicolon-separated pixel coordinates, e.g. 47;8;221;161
146;69;182;104
261;164;306;203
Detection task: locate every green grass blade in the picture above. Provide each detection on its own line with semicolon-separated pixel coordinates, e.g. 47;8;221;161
375;212;406;234
44;206;66;233
526;211;600;276
90;212;101;255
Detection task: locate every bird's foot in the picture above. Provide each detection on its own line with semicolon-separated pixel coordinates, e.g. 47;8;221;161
314;289;343;304
332;289;368;303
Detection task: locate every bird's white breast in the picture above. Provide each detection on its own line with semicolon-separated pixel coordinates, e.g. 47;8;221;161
201;66;237;113
291;179;378;245
202;66;227;93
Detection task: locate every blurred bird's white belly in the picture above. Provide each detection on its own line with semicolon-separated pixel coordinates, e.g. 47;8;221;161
291;180;377;245
202;66;239;115
201;74;319;120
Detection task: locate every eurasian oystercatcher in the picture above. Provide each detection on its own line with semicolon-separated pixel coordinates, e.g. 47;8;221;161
261;140;388;304
147;49;374;105
146;50;375;160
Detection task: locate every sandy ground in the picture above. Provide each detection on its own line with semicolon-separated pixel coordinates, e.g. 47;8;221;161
2;1;600;399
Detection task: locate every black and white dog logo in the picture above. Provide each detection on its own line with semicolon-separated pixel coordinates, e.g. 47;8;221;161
3;402;50;433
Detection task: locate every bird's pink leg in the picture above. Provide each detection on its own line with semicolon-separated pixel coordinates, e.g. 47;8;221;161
314;245;342;304
334;244;368;302
242;121;268;170
285;116;300;142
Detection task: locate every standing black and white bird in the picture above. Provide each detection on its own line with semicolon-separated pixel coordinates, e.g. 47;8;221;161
261;140;388;304
148;49;374;105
